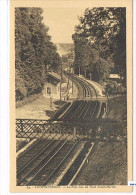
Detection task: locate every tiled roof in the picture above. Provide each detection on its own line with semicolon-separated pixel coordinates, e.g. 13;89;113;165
48;71;61;81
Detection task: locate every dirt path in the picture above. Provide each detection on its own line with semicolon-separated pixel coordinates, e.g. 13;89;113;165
16;94;64;120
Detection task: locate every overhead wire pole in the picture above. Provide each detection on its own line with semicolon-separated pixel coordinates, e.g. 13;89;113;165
72;74;73;93
72;65;74;94
67;65;70;100
79;65;80;76
60;62;62;101
85;66;87;78
89;72;92;80
71;53;75;94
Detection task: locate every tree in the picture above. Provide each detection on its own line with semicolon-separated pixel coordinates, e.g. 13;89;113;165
106;81;126;95
61;49;75;70
72;7;126;85
72;35;93;74
15;8;60;100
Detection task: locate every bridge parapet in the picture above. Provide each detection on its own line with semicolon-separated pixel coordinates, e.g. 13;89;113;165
16;117;124;140
16;119;99;140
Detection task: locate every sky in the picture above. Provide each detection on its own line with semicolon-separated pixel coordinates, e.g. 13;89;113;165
42;7;86;43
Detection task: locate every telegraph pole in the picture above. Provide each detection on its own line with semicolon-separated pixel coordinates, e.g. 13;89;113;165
85;66;87;78
72;77;73;93
72;67;74;93
79;66;80;76
60;63;62;101
89;72;92;80
50;96;52;108
67;65;70;100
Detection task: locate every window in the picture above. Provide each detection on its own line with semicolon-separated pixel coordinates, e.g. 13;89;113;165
47;87;51;95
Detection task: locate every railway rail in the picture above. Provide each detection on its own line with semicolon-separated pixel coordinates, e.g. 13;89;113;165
17;137;92;186
57;100;101;121
53;72;105;121
64;71;98;99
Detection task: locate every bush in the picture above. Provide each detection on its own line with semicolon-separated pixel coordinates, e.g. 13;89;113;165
105;81;126;95
16;70;27;101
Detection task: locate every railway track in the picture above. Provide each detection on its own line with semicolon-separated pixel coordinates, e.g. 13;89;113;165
17;139;58;180
17;138;47;170
65;72;95;98
16;74;102;128
17;137;90;186
58;100;100;121
53;72;101;121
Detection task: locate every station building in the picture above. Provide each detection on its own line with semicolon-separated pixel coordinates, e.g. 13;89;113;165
42;72;61;99
109;74;121;82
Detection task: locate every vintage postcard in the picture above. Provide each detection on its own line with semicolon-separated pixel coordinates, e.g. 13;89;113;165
10;0;133;193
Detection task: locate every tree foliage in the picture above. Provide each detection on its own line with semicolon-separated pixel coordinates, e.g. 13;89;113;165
106;81;126;95
15;8;60;100
72;7;126;84
61;49;75;70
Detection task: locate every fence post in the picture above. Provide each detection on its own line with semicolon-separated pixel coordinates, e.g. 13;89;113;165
105;102;108;118
42;124;45;138
20;119;23;132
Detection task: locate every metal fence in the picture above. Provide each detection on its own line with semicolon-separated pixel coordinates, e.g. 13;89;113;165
16;119;89;139
16;118;124;140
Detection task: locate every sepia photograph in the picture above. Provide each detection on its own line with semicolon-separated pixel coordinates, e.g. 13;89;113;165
10;0;133;193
